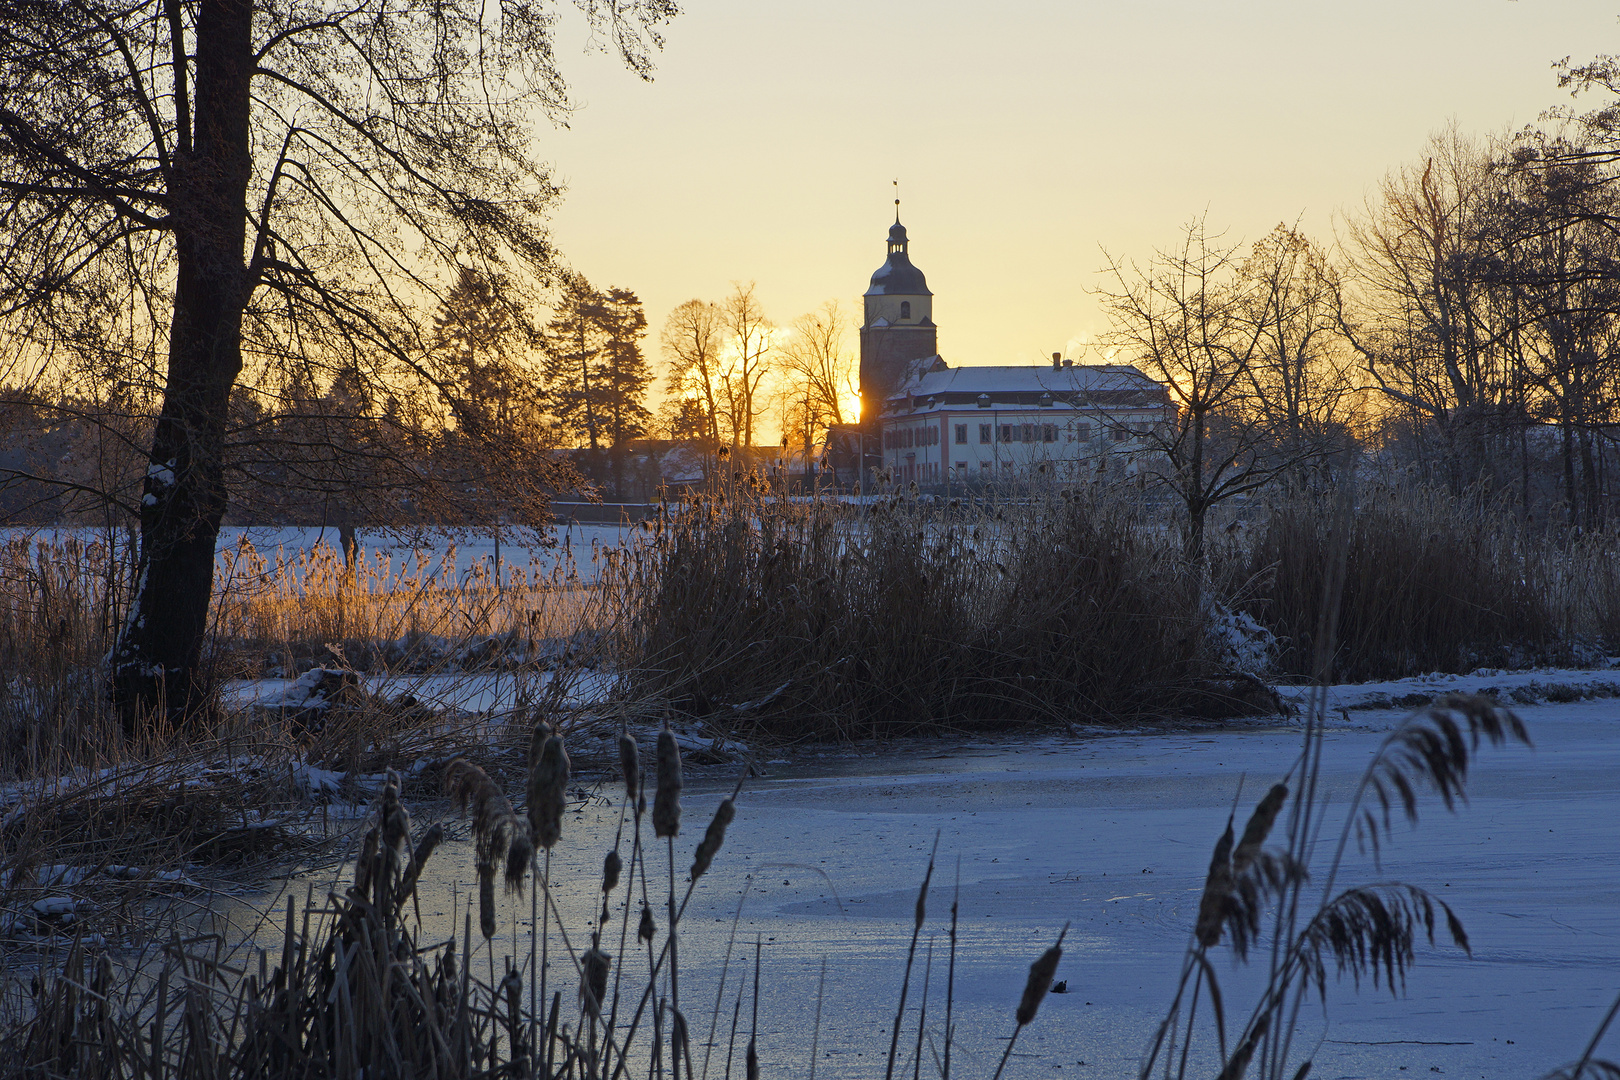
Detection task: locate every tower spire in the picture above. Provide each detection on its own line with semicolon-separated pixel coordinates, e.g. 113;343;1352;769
893;178;900;223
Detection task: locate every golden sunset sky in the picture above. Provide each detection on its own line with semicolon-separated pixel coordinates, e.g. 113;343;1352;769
539;0;1617;372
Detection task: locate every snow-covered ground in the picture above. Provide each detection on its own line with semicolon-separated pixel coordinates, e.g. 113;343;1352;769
3;523;642;587
212;523;639;586
229;672;1620;1080
222;668;614;715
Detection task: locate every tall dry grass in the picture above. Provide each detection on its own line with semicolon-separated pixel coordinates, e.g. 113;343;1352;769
1245;487;1620;681
210;534;608;678
0;533;131;771
602;482;1208;740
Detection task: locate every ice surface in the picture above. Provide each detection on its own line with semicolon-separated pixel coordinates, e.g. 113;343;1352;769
229;690;1620;1080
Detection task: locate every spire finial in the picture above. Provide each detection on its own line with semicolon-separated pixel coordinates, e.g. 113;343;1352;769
893;178;900;223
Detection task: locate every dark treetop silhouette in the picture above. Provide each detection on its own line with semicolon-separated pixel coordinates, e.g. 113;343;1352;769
0;0;676;728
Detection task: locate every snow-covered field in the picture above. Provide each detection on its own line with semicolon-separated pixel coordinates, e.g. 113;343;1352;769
213;523;639;586
3;523;642;586
231;670;1620;1080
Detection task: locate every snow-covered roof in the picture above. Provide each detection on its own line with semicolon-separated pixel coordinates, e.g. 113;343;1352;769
898;363;1156;396
882;361;1168;413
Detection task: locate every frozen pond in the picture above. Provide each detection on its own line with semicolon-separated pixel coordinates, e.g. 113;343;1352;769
242;696;1620;1080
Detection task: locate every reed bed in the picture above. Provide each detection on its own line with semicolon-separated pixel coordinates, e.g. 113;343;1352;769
1245;487;1620;681
1;708;1091;1080
603;482;1209;741
210;534;612;679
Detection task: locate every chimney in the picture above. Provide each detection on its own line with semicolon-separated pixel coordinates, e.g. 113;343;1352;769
1062;358;1074;368
1052;351;1061;371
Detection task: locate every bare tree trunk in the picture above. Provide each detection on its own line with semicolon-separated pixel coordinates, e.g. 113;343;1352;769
109;0;253;731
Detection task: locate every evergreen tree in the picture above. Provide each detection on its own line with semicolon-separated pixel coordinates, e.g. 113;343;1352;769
596;288;654;449
430;266;538;443
543;273;608;450
543;278;652;494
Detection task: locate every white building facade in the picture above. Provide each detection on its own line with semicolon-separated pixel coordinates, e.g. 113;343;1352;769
879;357;1172;487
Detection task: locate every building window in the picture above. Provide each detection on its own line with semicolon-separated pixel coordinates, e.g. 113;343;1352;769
1042;424;1057;443
999;425;1017;443
900;301;911;320
980;461;991;473
979;424;992;444
1113;427;1130;443
955;462;967;473
955;424;967;445
1074;422;1091;442
977;394;990;408
1020;423;1034;442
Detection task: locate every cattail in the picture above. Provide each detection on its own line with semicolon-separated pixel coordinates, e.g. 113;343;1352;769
505;826;535;895
448;758;518;853
354;825;379;896
618;729;640;805
411;821;444;873
638;904;656;944
603;848;622;893
1195;821;1235;949
914;853;935;930
528;720;552;772
653;728;682;839
502;966;524;1033
397;822;444;902
479;861;496;940
380;771;411;885
1015;927;1066;1026
690;797;735;880
442;936;457;986
528;732;570;850
447;757;527;894
580;944;611;1018
1232;784;1288;874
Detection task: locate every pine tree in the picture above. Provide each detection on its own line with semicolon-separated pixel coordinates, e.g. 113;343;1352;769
543;273;608;450
596;288;654;449
430;267;537;442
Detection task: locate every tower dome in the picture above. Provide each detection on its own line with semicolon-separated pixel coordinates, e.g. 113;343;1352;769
866;218;932;297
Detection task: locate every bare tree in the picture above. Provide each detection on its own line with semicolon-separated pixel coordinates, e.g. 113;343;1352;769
660;298;727;452
721;282;774;449
1339;130;1518;492
1236;225;1360;488
1101;217;1298;563
0;0;675;727
1489;133;1620;527
778;299;855;429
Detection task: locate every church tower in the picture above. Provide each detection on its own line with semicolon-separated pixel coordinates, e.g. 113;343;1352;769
859;215;937;428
